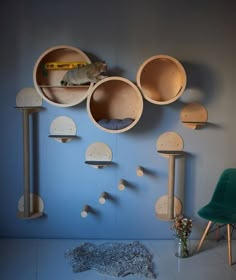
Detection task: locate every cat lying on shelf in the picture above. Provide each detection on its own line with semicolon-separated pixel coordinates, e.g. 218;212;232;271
60;61;107;86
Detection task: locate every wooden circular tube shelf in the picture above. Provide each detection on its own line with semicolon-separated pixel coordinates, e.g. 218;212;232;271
33;45;92;107
136;55;187;105
86;76;143;133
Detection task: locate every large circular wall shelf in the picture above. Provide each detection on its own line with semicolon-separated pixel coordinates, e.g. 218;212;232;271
33;45;92;107
136;55;187;105
87;76;143;133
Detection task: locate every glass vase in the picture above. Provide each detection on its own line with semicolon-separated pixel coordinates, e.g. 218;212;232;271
175;237;191;258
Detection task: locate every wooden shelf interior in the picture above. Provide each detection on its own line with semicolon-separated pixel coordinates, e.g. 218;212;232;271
87;77;143;133
33;45;92;107
136;55;187;105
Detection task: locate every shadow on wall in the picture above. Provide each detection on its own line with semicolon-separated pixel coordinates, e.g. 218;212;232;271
128;100;164;135
181;61;219;106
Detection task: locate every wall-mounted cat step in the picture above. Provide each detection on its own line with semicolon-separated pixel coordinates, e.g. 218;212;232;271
49;116;77;143
180;102;208;129
136;55;187;105
85;142;113;168
87;76;143;133
33;45;93;107
15;88;44;219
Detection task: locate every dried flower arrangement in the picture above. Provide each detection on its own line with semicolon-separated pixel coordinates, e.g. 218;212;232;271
171;215;193;257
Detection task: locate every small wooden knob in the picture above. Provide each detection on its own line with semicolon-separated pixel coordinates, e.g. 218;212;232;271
81;205;89;218
118;179;125;191
136;166;144;176
99;192;108;204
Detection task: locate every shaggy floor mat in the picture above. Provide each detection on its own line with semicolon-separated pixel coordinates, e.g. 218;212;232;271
65;241;156;278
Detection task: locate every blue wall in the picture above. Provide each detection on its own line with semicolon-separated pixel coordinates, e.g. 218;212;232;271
1;0;236;239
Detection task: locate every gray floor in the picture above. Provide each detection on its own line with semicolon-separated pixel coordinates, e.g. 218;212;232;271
0;239;236;280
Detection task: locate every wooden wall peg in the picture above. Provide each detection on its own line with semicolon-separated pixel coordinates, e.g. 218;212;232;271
99;192;108;204
81;205;90;218
136;166;144;176
118;179;126;191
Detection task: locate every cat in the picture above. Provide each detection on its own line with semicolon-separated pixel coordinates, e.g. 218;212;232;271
60;61;107;86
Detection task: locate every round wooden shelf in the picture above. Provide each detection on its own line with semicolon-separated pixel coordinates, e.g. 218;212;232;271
136;55;187;105
86;76;143;133
33;45;92;107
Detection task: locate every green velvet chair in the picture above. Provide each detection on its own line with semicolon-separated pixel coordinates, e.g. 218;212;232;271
196;168;236;265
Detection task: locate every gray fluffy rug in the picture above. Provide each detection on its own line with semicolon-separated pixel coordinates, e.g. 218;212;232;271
65;241;156;278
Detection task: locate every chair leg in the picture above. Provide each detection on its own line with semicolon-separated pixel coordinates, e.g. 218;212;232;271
196;221;212;252
227;224;232;265
215;224;220;241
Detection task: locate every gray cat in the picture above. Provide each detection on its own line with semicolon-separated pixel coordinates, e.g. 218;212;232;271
60;62;107;86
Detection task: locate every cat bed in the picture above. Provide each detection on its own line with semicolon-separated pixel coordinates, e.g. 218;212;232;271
98;118;134;130
65;241;156;278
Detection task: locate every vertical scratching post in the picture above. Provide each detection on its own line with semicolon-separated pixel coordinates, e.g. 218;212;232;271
16;88;44;219
168;155;175;220
23;110;30;218
156;132;184;221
